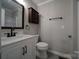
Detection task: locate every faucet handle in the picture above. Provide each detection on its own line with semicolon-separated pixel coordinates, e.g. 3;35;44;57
13;32;17;36
4;33;11;37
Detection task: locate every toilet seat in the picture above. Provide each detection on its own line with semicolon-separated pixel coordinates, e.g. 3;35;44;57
36;42;48;50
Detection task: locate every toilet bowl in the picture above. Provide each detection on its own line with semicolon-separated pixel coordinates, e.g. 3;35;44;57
36;42;48;59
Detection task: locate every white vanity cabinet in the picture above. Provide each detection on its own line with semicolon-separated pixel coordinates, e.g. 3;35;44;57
1;36;38;59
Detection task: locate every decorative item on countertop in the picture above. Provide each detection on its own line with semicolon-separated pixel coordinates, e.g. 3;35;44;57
25;25;30;30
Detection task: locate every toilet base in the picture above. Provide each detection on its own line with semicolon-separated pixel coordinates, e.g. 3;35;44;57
36;56;47;59
37;50;48;59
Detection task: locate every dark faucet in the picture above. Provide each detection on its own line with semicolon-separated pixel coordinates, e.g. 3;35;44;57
4;28;17;37
11;28;15;36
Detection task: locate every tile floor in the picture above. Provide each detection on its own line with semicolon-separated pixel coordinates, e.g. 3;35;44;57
36;52;68;59
36;52;59;59
48;52;59;59
48;55;59;59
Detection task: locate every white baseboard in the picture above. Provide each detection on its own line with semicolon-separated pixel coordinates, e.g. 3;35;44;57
48;50;72;59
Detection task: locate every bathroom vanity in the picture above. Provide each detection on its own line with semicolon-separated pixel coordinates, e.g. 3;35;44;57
1;35;38;59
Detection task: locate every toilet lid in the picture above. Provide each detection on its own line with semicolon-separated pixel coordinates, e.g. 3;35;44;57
36;42;48;48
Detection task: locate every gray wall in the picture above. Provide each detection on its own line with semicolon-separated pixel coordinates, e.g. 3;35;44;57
77;0;79;59
1;0;39;37
73;0;78;59
23;0;39;35
0;0;1;58
38;0;76;54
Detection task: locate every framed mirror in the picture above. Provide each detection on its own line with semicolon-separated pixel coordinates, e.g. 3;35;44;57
1;0;24;29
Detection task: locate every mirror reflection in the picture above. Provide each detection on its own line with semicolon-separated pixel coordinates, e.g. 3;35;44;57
1;0;24;29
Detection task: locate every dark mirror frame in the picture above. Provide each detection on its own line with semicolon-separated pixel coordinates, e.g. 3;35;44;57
1;0;24;29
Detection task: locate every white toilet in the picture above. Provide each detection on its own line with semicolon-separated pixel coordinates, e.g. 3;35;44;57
36;42;48;59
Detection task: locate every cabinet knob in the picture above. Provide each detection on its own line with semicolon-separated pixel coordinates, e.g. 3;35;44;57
22;46;27;55
25;46;27;54
22;47;25;55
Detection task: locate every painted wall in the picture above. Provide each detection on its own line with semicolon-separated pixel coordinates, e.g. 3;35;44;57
77;0;79;59
1;0;39;37
38;0;75;54
0;0;1;58
21;0;39;35
73;0;78;59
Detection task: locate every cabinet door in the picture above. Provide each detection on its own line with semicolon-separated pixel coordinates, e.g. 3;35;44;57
28;7;39;24
2;42;24;59
2;51;7;59
7;46;23;59
23;39;31;59
24;37;37;59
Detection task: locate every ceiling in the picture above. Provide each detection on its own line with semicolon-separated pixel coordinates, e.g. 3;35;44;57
32;0;48;4
32;0;54;6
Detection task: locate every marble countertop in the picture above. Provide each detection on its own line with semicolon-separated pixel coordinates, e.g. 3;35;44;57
1;34;39;47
